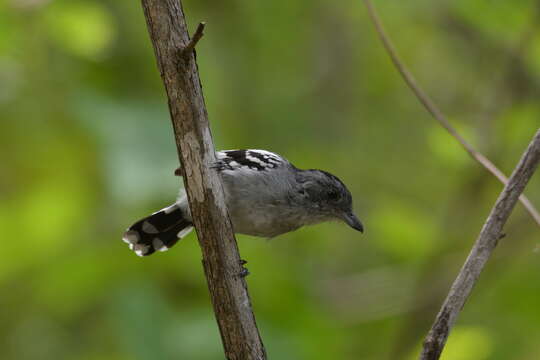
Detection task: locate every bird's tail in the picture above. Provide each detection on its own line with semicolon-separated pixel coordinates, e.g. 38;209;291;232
122;203;193;256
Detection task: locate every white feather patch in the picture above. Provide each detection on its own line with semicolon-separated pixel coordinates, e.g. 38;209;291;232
133;244;150;257
177;227;193;239
152;238;167;252
245;154;265;166
122;230;139;244
164;204;178;214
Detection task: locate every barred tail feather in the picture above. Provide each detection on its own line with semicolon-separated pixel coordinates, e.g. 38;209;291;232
122;203;193;256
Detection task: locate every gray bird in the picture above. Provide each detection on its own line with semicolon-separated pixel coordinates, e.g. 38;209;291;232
122;149;363;256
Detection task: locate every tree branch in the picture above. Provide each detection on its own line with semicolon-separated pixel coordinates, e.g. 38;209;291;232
419;129;540;360
362;0;540;227
182;21;206;56
140;1;267;359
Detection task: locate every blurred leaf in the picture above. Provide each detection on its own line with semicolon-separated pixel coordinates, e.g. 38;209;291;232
371;201;437;261
453;0;535;44
0;135;95;282
498;102;540;146
427;124;470;168
0;57;22;104
71;90;178;205
441;326;493;360
111;285;222;360
41;1;115;59
527;32;540;77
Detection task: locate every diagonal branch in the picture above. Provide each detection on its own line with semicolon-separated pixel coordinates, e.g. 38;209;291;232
362;0;540;227
419;128;540;359
140;1;267;359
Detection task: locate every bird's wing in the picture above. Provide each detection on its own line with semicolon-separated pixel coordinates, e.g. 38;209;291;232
174;149;288;179
213;149;288;174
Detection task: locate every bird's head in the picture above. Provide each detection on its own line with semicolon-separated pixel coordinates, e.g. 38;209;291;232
296;169;364;233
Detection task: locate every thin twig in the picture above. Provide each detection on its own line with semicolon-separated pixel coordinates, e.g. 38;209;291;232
362;0;540;227
419;128;540;359
140;1;266;359
182;21;206;56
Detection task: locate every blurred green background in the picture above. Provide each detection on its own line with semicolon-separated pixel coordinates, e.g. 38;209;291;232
1;0;540;359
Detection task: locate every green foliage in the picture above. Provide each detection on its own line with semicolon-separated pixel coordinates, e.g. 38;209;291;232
441;326;493;360
1;0;539;359
41;2;116;59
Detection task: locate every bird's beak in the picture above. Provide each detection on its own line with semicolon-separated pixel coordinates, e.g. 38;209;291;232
342;212;364;233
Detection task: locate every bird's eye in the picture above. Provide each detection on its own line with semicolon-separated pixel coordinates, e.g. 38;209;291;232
327;190;339;200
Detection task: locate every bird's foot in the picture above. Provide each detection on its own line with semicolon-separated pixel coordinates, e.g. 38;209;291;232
239;267;250;278
238;259;249;277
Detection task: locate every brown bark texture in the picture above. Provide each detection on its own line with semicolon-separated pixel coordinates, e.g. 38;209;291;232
140;1;267;359
420;129;540;360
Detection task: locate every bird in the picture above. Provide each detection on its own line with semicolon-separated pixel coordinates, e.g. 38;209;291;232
122;149;364;257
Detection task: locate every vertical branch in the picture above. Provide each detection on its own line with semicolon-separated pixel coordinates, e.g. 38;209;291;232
140;1;267;359
419;129;540;360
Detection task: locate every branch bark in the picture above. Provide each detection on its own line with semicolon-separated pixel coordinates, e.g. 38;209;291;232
140;1;267;359
362;0;540;227
419;129;540;360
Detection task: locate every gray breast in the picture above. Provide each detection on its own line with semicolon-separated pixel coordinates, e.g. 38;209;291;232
220;166;305;237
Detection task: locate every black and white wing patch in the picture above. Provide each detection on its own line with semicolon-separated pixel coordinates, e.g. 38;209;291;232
214;149;285;172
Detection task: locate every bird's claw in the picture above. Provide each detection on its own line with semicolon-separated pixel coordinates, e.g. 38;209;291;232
238;259;249;277
239;267;250;278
